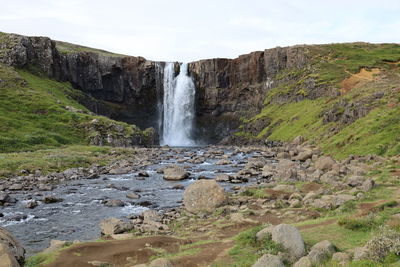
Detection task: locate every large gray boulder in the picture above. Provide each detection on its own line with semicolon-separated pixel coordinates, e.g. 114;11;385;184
271;224;305;261
293;256;312;267
252;254;284;267
163;166;189;181
0;227;25;267
183;180;228;214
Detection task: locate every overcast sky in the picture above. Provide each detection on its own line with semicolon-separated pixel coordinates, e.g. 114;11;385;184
1;0;399;62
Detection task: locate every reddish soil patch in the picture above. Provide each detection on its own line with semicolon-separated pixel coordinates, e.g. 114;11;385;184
172;240;234;267
301;182;323;193
45;236;187;267
358;200;393;216
390;170;400;177
264;188;289;199
340;68;380;94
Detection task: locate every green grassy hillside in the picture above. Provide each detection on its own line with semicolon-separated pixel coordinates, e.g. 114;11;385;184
238;43;400;159
0;63;148;153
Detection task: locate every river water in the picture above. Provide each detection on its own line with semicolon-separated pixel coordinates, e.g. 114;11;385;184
0;147;260;254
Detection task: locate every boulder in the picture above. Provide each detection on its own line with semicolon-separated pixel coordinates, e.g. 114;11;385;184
293;135;305;145
277;152;290;159
183;180;228;214
308;240;336;265
100;218;133;235
293;256;312;267
216;159;231;165
25;200;38;209
314;157;335;171
360;179;375;192
142;210;162;223
126;192;140;199
275;160;297;181
252;254;284;267
256;225;274;242
0;227;25;266
42;196;63;204
332;252;351;265
163;166;189;181
271;224;305;261
103;199;125;207
353;246;368;261
296;150;313;161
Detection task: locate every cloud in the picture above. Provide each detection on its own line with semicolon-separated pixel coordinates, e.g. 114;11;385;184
0;0;399;61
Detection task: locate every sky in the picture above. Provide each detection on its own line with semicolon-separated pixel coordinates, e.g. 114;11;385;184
1;0;399;62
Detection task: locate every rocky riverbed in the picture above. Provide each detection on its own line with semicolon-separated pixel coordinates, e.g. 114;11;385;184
0;146;267;253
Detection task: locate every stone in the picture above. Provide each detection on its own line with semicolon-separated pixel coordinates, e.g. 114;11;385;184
332;252;351;265
142;210;162;223
0;243;20;267
100;218;133;235
293;135;305;145
42;196;63;204
271;224;305;261
277;152;291;159
183;180;228;214
353;246;368;261
216;159;231;165
88;260;113;267
275;159;297;181
296;150;313;161
215;174;231;182
43;240;70;253
163;166;189;181
360;179;375;192
103;199;125;207
25;200;38;209
126;192;140;199
293;256;312;267
314;157;335;171
8;184;23;191
256;225;274;242
252;254;284;267
148;258;174;267
308;240;336;264
0;227;25;266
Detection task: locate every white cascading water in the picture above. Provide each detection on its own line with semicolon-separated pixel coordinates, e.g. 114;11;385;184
161;62;196;146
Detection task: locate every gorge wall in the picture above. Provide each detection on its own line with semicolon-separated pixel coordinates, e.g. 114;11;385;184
0;33;320;143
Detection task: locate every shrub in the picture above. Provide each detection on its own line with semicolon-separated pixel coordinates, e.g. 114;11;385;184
337;216;378;232
365;226;400;262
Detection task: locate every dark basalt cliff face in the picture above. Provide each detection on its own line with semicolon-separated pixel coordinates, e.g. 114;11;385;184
1;33;310;143
189;47;309;141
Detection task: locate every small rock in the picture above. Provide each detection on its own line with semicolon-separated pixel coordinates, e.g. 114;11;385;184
42;196;63;204
103;199;124;207
293;256;312;267
126;192;140;199
25;200;38;209
252;254;284;267
149;258;174;267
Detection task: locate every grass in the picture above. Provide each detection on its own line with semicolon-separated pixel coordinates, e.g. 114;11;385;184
55;40;127;57
228;226;285;267
0;145;136;177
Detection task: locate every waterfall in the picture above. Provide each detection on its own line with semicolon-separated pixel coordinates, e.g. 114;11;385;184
161;62;196;146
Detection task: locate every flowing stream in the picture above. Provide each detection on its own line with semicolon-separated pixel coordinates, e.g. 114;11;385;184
161;63;196;146
0;147;261;254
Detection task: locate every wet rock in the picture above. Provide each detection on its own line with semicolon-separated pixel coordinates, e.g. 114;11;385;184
25;200;38;209
100;218;134;235
137;172;149;177
37;184;53;191
126;192;140;199
183;180;228;214
103;199;125;207
163;166;189;181
108;167;131;175
172;184;184;190
0;193;16;206
0;227;25;266
271;224;305;261
252;254;284;267
216;159;231;165
8;184;23;191
215;173;231;182
42;196;63;204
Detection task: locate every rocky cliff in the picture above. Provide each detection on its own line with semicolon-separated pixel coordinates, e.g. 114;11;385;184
2;32;400;152
1;32;320;143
